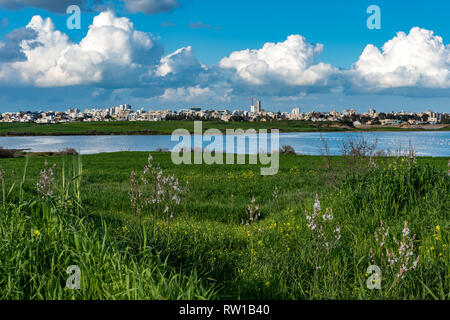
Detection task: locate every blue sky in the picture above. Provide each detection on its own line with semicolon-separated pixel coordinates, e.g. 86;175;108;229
0;0;449;113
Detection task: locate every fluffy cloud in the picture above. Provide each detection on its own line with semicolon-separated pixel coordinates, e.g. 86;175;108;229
220;35;337;87
0;11;163;87
0;10;214;105
160;85;213;102
350;27;450;91
153;45;217;88
159;83;231;104
122;0;180;14
157;46;203;77
220;28;450;97
0;27;39;62
1;11;449;108
78;11;162;67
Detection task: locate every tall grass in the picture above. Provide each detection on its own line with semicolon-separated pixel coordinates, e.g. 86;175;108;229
0;156;216;300
0;152;448;300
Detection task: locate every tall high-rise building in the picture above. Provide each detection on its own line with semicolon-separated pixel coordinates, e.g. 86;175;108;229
251;100;262;113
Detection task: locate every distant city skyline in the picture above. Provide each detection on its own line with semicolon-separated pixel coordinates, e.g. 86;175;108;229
0;1;450;113
2;95;448;115
2;103;447;115
3;103;445;127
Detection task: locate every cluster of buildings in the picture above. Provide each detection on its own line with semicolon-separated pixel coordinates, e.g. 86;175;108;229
286;108;444;126
0;101;446;126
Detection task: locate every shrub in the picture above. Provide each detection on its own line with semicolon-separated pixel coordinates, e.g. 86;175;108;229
0;147;23;158
279;145;296;155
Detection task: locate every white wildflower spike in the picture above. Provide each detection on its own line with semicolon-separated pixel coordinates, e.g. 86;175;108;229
37;162;56;199
402;221;410;236
305;194;341;270
243;196;262;226
370;220;420;287
273;186;279;201
129;153;186;219
314;194;321;214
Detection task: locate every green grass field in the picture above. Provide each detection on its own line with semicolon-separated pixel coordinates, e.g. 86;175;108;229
0;120;448;136
0;152;448;299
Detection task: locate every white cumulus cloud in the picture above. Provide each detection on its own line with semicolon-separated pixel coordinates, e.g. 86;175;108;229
350;27;450;91
1;13;449;105
0;11;163;87
219;35;336;87
157;46;205;77
160;85;213;102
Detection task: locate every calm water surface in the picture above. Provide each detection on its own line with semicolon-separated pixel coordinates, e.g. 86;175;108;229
0;131;449;157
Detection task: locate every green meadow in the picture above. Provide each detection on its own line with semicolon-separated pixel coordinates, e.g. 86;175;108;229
0;152;448;299
0;120;448;136
0;120;343;136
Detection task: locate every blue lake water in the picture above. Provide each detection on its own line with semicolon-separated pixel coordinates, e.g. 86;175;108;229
0;131;449;157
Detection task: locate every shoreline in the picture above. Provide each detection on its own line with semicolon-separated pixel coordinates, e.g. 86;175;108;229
4;150;450;159
0;127;448;137
0;121;447;137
